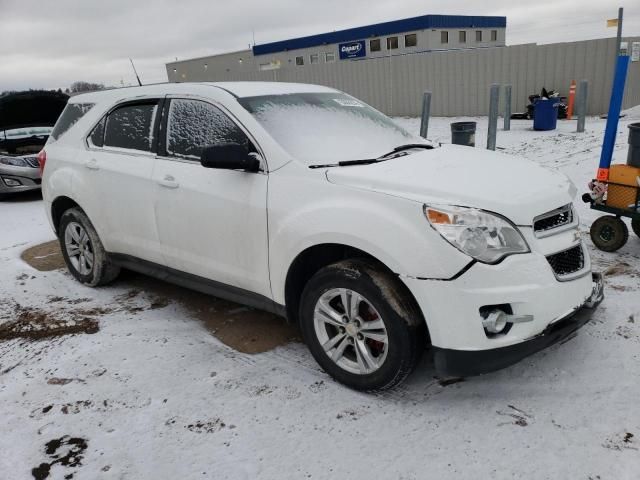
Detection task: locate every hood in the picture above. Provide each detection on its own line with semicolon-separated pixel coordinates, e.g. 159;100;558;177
325;144;576;226
0;91;69;132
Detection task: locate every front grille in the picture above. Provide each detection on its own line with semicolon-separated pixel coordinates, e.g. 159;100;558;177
534;205;574;235
546;244;584;278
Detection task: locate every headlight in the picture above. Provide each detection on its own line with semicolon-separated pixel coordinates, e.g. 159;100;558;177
424;205;529;264
0;156;30;167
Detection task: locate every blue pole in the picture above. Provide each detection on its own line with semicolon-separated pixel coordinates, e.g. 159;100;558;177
597;54;630;180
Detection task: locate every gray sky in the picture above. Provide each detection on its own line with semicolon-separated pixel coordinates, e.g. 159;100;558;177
0;0;638;92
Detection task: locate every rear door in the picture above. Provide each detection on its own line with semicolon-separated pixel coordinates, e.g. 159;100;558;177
83;99;164;263
152;97;270;298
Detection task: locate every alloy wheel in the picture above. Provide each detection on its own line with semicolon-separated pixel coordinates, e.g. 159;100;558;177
64;221;94;276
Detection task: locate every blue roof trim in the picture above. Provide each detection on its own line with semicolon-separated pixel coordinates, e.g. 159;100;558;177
253;15;506;56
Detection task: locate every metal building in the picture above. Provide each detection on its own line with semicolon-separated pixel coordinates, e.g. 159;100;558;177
166;14;507;82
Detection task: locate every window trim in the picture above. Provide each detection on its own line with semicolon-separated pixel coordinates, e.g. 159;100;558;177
157;95;268;173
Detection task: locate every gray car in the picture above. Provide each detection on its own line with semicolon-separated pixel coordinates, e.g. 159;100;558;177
0;90;68;198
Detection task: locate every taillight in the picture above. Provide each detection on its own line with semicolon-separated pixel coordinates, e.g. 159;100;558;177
37;149;46;176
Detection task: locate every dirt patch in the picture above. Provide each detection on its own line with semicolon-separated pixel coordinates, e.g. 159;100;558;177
21;240;64;271
20;241;300;353
31;436;88;479
0;302;99;341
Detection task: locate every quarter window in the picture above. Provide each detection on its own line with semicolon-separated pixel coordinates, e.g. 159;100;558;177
404;33;417;47
386;36;398;49
370;38;381;52
50;103;94;142
441;31;449;44
104;102;158;152
166;99;250;160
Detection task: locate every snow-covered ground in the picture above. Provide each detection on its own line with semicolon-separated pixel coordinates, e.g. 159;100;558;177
1;112;639;480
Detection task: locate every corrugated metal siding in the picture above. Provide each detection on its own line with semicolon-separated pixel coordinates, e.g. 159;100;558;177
169;37;640;117
252;15;506;56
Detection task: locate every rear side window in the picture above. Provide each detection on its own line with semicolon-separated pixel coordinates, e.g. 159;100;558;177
50;103;94;141
104;102;158;152
88;117;105;148
166;99;250;160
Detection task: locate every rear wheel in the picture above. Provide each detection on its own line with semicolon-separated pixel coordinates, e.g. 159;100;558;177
632;217;640;238
59;207;120;286
590;215;628;252
299;259;425;391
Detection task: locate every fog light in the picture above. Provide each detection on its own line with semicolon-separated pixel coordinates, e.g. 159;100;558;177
2;177;22;187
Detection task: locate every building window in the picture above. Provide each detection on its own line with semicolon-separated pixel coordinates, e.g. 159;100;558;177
325;52;335;63
386;36;398;49
475;30;482;42
441;31;449;44
310;53;319;64
404;33;417;47
459;31;466;43
370;38;381;52
295;56;304;66
491;30;498;41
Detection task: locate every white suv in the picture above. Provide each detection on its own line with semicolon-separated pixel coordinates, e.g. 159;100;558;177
41;82;603;391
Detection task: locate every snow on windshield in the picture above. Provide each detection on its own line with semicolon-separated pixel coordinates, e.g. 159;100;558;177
239;93;420;164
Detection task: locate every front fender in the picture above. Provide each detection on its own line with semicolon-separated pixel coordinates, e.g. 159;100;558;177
267;169;471;304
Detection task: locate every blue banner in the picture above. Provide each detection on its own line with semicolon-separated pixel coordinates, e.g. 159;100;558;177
338;40;366;60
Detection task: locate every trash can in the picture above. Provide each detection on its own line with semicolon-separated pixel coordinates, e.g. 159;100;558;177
451;121;476;147
533;98;560;131
627;123;640;168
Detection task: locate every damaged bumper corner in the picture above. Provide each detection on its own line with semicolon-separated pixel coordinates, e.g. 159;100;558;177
433;272;604;378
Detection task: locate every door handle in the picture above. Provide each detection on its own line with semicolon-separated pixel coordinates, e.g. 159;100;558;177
85;159;99;170
158;175;179;189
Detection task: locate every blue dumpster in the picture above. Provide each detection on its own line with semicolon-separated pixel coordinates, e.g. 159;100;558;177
533;98;560;131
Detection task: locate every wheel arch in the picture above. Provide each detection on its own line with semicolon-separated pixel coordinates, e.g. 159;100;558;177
283;243;428;337
51;195;82;235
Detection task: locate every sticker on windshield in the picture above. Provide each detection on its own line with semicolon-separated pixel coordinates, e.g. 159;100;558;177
333;98;364;107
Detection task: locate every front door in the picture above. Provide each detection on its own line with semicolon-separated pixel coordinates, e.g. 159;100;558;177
152;98;270;298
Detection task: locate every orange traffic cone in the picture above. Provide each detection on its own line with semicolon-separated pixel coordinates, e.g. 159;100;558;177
567;80;576;120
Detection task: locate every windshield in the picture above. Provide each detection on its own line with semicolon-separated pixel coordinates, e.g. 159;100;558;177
238;92;424;164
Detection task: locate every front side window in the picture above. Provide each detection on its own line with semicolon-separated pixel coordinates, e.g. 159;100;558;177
387;36;398;49
441;31;449;44
370;39;381;52
166;99;249;160
238;92;421;165
310;53;319;64
104;102;158;152
50;103;94;142
405;33;417;47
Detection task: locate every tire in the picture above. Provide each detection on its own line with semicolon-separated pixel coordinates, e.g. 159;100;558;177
58;207;120;287
632;217;640;239
590;215;629;252
299;259;426;392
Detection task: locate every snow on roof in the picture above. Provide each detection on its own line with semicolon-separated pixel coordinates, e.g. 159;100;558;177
68;82;338;104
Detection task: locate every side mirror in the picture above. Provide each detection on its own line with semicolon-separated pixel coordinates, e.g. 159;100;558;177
200;143;260;172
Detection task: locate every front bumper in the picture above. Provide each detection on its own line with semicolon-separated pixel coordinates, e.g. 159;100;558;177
432;272;604;377
0;164;41;194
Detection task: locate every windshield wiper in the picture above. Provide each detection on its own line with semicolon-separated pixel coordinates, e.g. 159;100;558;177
379;143;434;158
309;158;377;169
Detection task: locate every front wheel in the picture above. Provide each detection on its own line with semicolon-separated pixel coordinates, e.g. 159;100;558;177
299;259;425;391
59;207;120;287
590;215;629;252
